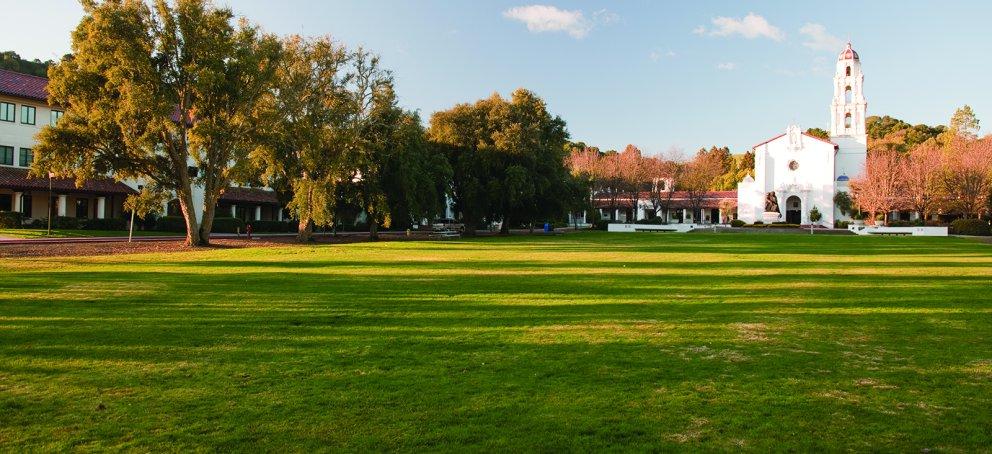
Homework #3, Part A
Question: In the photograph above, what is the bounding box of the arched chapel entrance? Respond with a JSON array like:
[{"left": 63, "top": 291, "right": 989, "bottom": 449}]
[{"left": 785, "top": 196, "right": 802, "bottom": 224}]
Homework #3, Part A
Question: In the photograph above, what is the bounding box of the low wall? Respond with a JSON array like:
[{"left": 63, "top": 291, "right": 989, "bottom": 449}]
[
  {"left": 848, "top": 225, "right": 948, "bottom": 237},
  {"left": 607, "top": 223, "right": 698, "bottom": 233}
]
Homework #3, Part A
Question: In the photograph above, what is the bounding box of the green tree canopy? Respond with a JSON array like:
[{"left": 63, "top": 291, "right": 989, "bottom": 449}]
[
  {"left": 428, "top": 89, "right": 578, "bottom": 234},
  {"left": 0, "top": 51, "right": 56, "bottom": 77},
  {"left": 33, "top": 0, "right": 279, "bottom": 246}
]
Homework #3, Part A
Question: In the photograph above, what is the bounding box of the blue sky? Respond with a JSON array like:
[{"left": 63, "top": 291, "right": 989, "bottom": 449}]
[{"left": 7, "top": 1, "right": 992, "bottom": 155}]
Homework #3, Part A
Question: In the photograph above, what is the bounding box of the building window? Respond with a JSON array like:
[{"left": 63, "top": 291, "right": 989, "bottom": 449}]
[
  {"left": 21, "top": 194, "right": 32, "bottom": 217},
  {"left": 19, "top": 148, "right": 32, "bottom": 167},
  {"left": 20, "top": 105, "right": 36, "bottom": 125},
  {"left": 75, "top": 198, "right": 89, "bottom": 219},
  {"left": 844, "top": 113, "right": 852, "bottom": 129},
  {"left": 0, "top": 102, "right": 13, "bottom": 122},
  {"left": 50, "top": 110, "right": 64, "bottom": 126},
  {"left": 0, "top": 146, "right": 13, "bottom": 165},
  {"left": 0, "top": 194, "right": 11, "bottom": 212},
  {"left": 844, "top": 86, "right": 852, "bottom": 103},
  {"left": 846, "top": 66, "right": 851, "bottom": 76}
]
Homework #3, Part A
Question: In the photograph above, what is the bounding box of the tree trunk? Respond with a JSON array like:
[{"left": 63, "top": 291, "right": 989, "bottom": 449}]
[
  {"left": 197, "top": 192, "right": 219, "bottom": 247},
  {"left": 369, "top": 217, "right": 379, "bottom": 241},
  {"left": 297, "top": 218, "right": 314, "bottom": 242},
  {"left": 176, "top": 186, "right": 201, "bottom": 247},
  {"left": 462, "top": 217, "right": 477, "bottom": 237},
  {"left": 297, "top": 184, "right": 314, "bottom": 242}
]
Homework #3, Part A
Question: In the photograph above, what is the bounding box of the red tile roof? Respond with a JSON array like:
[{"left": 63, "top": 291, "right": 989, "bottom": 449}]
[
  {"left": 0, "top": 166, "right": 137, "bottom": 195},
  {"left": 593, "top": 190, "right": 737, "bottom": 210},
  {"left": 0, "top": 69, "right": 49, "bottom": 102},
  {"left": 838, "top": 43, "right": 859, "bottom": 61},
  {"left": 220, "top": 186, "right": 279, "bottom": 204},
  {"left": 752, "top": 132, "right": 838, "bottom": 150}
]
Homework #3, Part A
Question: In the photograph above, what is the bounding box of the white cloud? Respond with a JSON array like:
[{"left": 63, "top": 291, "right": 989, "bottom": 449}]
[
  {"left": 704, "top": 13, "right": 784, "bottom": 41},
  {"left": 592, "top": 9, "right": 620, "bottom": 25},
  {"left": 649, "top": 49, "right": 677, "bottom": 61},
  {"left": 503, "top": 5, "right": 592, "bottom": 39},
  {"left": 799, "top": 23, "right": 844, "bottom": 52},
  {"left": 692, "top": 25, "right": 706, "bottom": 35},
  {"left": 716, "top": 62, "right": 737, "bottom": 71}
]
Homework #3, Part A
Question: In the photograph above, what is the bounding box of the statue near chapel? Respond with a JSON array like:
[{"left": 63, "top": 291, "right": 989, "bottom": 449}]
[
  {"left": 764, "top": 191, "right": 780, "bottom": 213},
  {"left": 787, "top": 124, "right": 802, "bottom": 150}
]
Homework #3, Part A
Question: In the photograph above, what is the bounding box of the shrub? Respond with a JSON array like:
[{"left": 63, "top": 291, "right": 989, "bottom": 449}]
[
  {"left": 635, "top": 217, "right": 664, "bottom": 225},
  {"left": 248, "top": 220, "right": 296, "bottom": 233},
  {"left": 29, "top": 218, "right": 46, "bottom": 228},
  {"left": 52, "top": 216, "right": 80, "bottom": 229},
  {"left": 834, "top": 220, "right": 850, "bottom": 229},
  {"left": 81, "top": 218, "right": 127, "bottom": 230},
  {"left": 950, "top": 219, "right": 991, "bottom": 236},
  {"left": 155, "top": 215, "right": 187, "bottom": 232},
  {"left": 753, "top": 221, "right": 764, "bottom": 225},
  {"left": 211, "top": 217, "right": 245, "bottom": 234},
  {"left": 0, "top": 211, "right": 24, "bottom": 228},
  {"left": 593, "top": 220, "right": 611, "bottom": 231},
  {"left": 730, "top": 219, "right": 745, "bottom": 227}
]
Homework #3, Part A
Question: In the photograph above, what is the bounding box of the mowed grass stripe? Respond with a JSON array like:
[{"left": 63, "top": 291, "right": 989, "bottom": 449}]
[{"left": 1, "top": 232, "right": 990, "bottom": 451}]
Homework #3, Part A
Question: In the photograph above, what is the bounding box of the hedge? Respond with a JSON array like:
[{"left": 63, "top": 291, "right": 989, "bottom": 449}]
[
  {"left": 729, "top": 219, "right": 745, "bottom": 227},
  {"left": 211, "top": 217, "right": 245, "bottom": 234},
  {"left": 52, "top": 216, "right": 80, "bottom": 229},
  {"left": 155, "top": 215, "right": 187, "bottom": 232},
  {"left": 0, "top": 211, "right": 24, "bottom": 228},
  {"left": 246, "top": 220, "right": 298, "bottom": 233},
  {"left": 950, "top": 219, "right": 991, "bottom": 236},
  {"left": 81, "top": 218, "right": 128, "bottom": 230}
]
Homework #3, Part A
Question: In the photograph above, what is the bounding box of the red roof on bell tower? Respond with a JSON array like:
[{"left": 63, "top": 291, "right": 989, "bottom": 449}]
[{"left": 838, "top": 42, "right": 859, "bottom": 61}]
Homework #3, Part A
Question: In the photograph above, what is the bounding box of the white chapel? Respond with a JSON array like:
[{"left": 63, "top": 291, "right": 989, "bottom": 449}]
[{"left": 736, "top": 43, "right": 868, "bottom": 226}]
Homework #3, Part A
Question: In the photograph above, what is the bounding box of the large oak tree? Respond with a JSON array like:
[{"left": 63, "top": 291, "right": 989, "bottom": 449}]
[{"left": 33, "top": 0, "right": 279, "bottom": 246}]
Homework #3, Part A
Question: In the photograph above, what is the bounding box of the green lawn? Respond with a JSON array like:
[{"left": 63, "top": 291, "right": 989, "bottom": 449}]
[
  {"left": 2, "top": 232, "right": 990, "bottom": 450},
  {"left": 0, "top": 228, "right": 168, "bottom": 239}
]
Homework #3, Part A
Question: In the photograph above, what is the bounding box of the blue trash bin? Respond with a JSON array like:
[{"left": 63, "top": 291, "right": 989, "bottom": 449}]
[{"left": 544, "top": 223, "right": 550, "bottom": 232}]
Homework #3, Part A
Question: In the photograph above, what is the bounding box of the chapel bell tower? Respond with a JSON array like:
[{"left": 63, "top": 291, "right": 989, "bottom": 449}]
[{"left": 830, "top": 43, "right": 867, "bottom": 139}]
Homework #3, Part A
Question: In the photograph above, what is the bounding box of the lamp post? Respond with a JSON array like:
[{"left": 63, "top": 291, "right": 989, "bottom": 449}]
[{"left": 47, "top": 172, "right": 53, "bottom": 236}]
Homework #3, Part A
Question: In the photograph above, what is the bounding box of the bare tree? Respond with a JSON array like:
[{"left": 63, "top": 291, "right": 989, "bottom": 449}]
[
  {"left": 942, "top": 136, "right": 992, "bottom": 218},
  {"left": 851, "top": 150, "right": 903, "bottom": 225},
  {"left": 900, "top": 143, "right": 944, "bottom": 222},
  {"left": 617, "top": 145, "right": 647, "bottom": 222},
  {"left": 680, "top": 150, "right": 723, "bottom": 223}
]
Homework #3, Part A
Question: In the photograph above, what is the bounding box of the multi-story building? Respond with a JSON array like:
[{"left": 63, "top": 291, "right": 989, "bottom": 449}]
[{"left": 0, "top": 68, "right": 283, "bottom": 225}]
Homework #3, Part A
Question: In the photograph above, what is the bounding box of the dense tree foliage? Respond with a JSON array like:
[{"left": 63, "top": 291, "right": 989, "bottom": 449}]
[
  {"left": 33, "top": 0, "right": 280, "bottom": 246},
  {"left": 805, "top": 128, "right": 830, "bottom": 140},
  {"left": 852, "top": 107, "right": 992, "bottom": 222},
  {"left": 254, "top": 35, "right": 351, "bottom": 242},
  {"left": 428, "top": 89, "right": 577, "bottom": 234},
  {"left": 0, "top": 51, "right": 55, "bottom": 77},
  {"left": 866, "top": 115, "right": 946, "bottom": 153}
]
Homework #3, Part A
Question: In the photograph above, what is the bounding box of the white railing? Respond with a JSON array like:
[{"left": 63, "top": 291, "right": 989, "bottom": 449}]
[
  {"left": 607, "top": 223, "right": 699, "bottom": 233},
  {"left": 848, "top": 225, "right": 948, "bottom": 237}
]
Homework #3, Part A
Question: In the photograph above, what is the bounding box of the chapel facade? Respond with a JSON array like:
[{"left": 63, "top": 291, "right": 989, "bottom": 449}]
[{"left": 736, "top": 43, "right": 868, "bottom": 226}]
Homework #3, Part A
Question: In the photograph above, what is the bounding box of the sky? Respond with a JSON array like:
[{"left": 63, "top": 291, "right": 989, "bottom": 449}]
[{"left": 6, "top": 1, "right": 992, "bottom": 155}]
